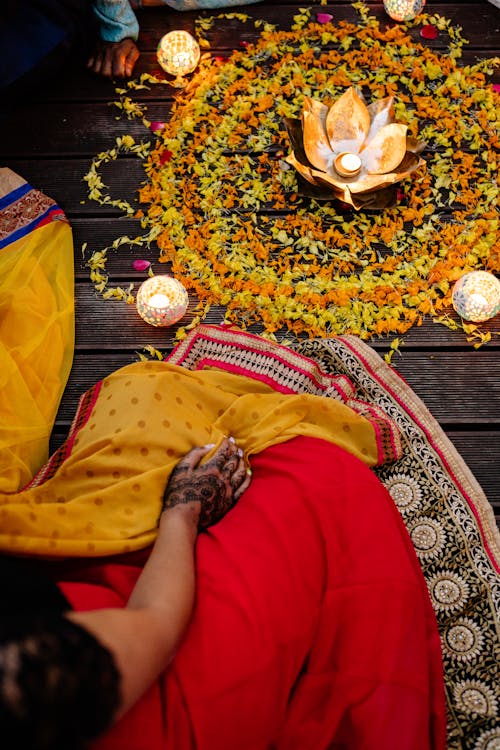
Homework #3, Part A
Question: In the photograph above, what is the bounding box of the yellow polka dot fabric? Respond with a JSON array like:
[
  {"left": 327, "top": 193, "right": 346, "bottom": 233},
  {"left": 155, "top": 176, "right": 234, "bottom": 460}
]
[{"left": 0, "top": 361, "right": 379, "bottom": 557}]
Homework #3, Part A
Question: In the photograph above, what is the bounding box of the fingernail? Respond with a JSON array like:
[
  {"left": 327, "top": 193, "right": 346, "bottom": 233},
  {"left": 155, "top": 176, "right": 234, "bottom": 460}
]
[
  {"left": 246, "top": 467, "right": 252, "bottom": 475},
  {"left": 237, "top": 448, "right": 243, "bottom": 457},
  {"left": 204, "top": 443, "right": 216, "bottom": 449},
  {"left": 229, "top": 436, "right": 236, "bottom": 444}
]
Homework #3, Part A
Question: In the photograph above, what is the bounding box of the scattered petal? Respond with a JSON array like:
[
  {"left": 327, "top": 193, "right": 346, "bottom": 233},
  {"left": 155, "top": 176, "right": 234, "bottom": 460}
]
[
  {"left": 149, "top": 121, "right": 166, "bottom": 132},
  {"left": 159, "top": 149, "right": 173, "bottom": 165},
  {"left": 420, "top": 25, "right": 438, "bottom": 40},
  {"left": 317, "top": 13, "right": 333, "bottom": 23},
  {"left": 492, "top": 84, "right": 500, "bottom": 93},
  {"left": 132, "top": 259, "right": 151, "bottom": 271}
]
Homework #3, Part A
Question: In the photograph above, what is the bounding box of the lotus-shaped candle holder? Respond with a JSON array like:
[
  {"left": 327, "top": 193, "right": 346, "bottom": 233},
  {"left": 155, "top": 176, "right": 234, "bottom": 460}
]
[{"left": 284, "top": 87, "right": 426, "bottom": 210}]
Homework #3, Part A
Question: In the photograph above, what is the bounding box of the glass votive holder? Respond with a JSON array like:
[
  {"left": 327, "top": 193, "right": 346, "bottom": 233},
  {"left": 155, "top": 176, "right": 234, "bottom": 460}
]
[
  {"left": 452, "top": 271, "right": 500, "bottom": 323},
  {"left": 136, "top": 276, "right": 189, "bottom": 327},
  {"left": 383, "top": 0, "right": 425, "bottom": 21},
  {"left": 157, "top": 30, "right": 200, "bottom": 86}
]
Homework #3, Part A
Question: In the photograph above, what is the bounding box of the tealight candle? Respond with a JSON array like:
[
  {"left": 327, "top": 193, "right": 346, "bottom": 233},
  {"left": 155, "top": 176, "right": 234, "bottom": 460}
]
[
  {"left": 383, "top": 0, "right": 425, "bottom": 21},
  {"left": 136, "top": 276, "right": 189, "bottom": 327},
  {"left": 148, "top": 293, "right": 170, "bottom": 308},
  {"left": 334, "top": 152, "right": 362, "bottom": 178},
  {"left": 452, "top": 271, "right": 500, "bottom": 323},
  {"left": 157, "top": 30, "right": 200, "bottom": 86}
]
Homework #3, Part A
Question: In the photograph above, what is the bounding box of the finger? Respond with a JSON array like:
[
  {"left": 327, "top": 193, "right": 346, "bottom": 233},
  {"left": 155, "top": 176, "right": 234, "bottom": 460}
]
[
  {"left": 208, "top": 437, "right": 238, "bottom": 469},
  {"left": 222, "top": 444, "right": 247, "bottom": 476},
  {"left": 229, "top": 456, "right": 248, "bottom": 490},
  {"left": 89, "top": 52, "right": 104, "bottom": 75},
  {"left": 178, "top": 443, "right": 216, "bottom": 471},
  {"left": 233, "top": 467, "right": 252, "bottom": 500},
  {"left": 102, "top": 49, "right": 116, "bottom": 78},
  {"left": 124, "top": 45, "right": 140, "bottom": 77},
  {"left": 221, "top": 445, "right": 242, "bottom": 473},
  {"left": 113, "top": 48, "right": 130, "bottom": 78}
]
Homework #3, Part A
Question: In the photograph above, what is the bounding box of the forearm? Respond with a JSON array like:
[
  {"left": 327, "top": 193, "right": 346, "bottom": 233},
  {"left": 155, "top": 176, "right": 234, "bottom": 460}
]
[
  {"left": 68, "top": 506, "right": 198, "bottom": 718},
  {"left": 127, "top": 505, "right": 198, "bottom": 622},
  {"left": 66, "top": 441, "right": 247, "bottom": 721}
]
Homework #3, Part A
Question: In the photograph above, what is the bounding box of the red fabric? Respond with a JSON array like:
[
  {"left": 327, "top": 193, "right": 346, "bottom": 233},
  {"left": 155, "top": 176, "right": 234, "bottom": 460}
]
[{"left": 56, "top": 437, "right": 446, "bottom": 750}]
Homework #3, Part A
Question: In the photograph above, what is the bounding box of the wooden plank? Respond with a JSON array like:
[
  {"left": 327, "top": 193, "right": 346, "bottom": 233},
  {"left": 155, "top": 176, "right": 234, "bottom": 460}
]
[
  {"left": 26, "top": 46, "right": 498, "bottom": 104},
  {"left": 2, "top": 1, "right": 498, "bottom": 159},
  {"left": 392, "top": 351, "right": 500, "bottom": 421},
  {"left": 0, "top": 104, "right": 161, "bottom": 158},
  {"left": 0, "top": 159, "right": 143, "bottom": 213},
  {"left": 2, "top": 52, "right": 498, "bottom": 156},
  {"left": 136, "top": 4, "right": 500, "bottom": 50},
  {"left": 73, "top": 281, "right": 500, "bottom": 350},
  {"left": 446, "top": 431, "right": 500, "bottom": 517}
]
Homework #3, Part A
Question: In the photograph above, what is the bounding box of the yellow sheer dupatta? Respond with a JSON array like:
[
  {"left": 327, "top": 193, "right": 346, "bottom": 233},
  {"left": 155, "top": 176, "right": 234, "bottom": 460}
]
[{"left": 0, "top": 169, "right": 74, "bottom": 494}]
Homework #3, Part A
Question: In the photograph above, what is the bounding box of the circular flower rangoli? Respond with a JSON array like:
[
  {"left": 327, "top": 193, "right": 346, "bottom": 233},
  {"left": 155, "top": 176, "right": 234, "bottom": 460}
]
[{"left": 86, "top": 4, "right": 500, "bottom": 348}]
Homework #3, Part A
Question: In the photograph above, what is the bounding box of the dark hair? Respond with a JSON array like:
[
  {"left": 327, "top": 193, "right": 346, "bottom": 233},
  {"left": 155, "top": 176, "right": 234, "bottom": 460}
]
[{"left": 0, "top": 615, "right": 120, "bottom": 750}]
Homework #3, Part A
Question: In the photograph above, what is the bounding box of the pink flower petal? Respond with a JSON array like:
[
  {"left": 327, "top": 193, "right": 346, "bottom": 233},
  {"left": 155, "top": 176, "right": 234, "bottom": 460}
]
[
  {"left": 420, "top": 24, "right": 438, "bottom": 40},
  {"left": 214, "top": 55, "right": 229, "bottom": 63},
  {"left": 317, "top": 13, "right": 333, "bottom": 24},
  {"left": 240, "top": 40, "right": 249, "bottom": 48},
  {"left": 150, "top": 121, "right": 166, "bottom": 133},
  {"left": 132, "top": 259, "right": 151, "bottom": 272},
  {"left": 159, "top": 149, "right": 173, "bottom": 165},
  {"left": 493, "top": 84, "right": 500, "bottom": 93}
]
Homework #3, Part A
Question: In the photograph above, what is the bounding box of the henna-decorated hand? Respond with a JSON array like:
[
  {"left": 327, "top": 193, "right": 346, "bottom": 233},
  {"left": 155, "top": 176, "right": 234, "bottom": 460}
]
[{"left": 162, "top": 438, "right": 252, "bottom": 530}]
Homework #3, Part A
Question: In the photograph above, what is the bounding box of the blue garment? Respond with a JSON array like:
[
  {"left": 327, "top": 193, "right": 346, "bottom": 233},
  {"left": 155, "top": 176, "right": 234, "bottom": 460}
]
[
  {"left": 160, "top": 0, "right": 262, "bottom": 9},
  {"left": 93, "top": 0, "right": 139, "bottom": 42}
]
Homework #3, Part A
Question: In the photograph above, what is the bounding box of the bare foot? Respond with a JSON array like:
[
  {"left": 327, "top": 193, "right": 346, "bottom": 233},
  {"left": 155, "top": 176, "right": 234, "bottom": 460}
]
[{"left": 162, "top": 438, "right": 251, "bottom": 529}]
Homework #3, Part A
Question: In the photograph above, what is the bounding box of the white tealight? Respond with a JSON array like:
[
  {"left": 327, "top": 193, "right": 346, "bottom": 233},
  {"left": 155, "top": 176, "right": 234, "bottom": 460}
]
[
  {"left": 148, "top": 293, "right": 170, "bottom": 308},
  {"left": 334, "top": 152, "right": 362, "bottom": 177}
]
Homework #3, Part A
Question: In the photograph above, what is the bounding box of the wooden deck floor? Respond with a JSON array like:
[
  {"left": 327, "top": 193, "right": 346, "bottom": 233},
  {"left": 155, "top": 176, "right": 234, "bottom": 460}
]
[{"left": 1, "top": 1, "right": 499, "bottom": 521}]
